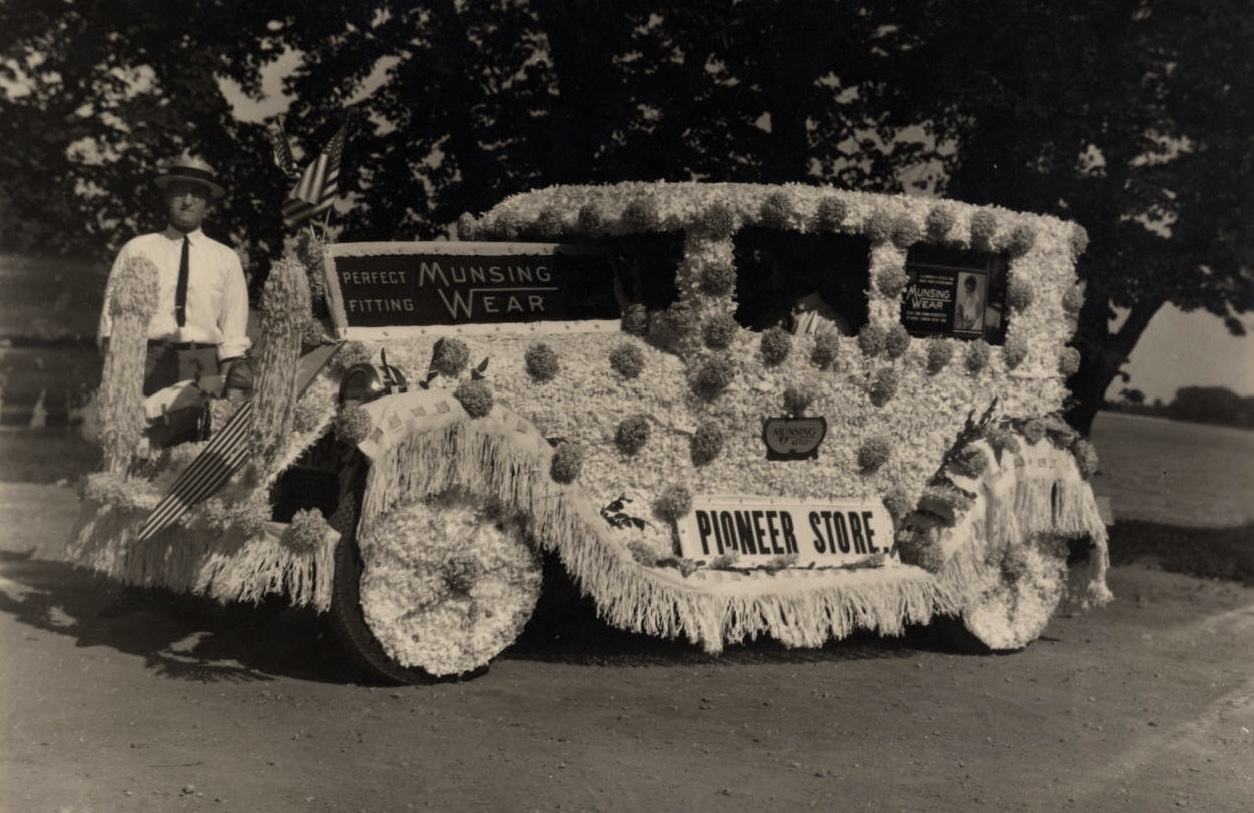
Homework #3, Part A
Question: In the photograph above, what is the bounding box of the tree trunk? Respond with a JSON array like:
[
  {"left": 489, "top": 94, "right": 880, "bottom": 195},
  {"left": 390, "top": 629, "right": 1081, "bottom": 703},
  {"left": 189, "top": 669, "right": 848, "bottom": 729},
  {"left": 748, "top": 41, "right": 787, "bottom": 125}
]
[{"left": 1065, "top": 289, "right": 1163, "bottom": 435}]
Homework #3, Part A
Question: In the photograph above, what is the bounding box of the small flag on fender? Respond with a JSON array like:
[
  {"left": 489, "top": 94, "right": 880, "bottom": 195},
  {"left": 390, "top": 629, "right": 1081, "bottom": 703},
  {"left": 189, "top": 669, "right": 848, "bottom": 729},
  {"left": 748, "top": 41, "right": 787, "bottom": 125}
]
[
  {"left": 281, "top": 121, "right": 348, "bottom": 228},
  {"left": 134, "top": 343, "right": 342, "bottom": 543}
]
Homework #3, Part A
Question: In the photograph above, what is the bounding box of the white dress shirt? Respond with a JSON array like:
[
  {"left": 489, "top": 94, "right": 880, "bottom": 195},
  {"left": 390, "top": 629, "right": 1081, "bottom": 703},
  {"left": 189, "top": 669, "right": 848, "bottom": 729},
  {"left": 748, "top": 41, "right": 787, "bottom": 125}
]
[{"left": 98, "top": 226, "right": 252, "bottom": 360}]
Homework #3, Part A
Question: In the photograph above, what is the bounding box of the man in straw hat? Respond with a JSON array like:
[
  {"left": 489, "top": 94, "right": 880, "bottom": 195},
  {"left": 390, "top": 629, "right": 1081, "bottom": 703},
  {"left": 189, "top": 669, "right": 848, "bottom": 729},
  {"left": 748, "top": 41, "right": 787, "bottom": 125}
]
[{"left": 98, "top": 154, "right": 251, "bottom": 397}]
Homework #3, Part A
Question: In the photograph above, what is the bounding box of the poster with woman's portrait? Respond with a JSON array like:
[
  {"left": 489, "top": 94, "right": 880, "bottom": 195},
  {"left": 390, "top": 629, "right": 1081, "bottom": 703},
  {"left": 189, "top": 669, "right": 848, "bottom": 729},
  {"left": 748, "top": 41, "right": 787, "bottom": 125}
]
[{"left": 954, "top": 271, "right": 986, "bottom": 335}]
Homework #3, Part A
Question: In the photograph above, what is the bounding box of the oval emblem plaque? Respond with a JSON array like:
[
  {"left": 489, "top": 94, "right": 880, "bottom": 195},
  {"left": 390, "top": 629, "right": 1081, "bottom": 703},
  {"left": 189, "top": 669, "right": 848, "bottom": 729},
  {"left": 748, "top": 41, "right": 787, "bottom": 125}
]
[{"left": 761, "top": 416, "right": 827, "bottom": 460}]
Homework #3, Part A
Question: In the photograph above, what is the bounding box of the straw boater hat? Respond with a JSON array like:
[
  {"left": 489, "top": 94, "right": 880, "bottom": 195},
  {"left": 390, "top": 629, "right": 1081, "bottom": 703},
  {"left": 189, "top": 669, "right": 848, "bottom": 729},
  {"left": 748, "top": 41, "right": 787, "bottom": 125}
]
[{"left": 154, "top": 155, "right": 226, "bottom": 199}]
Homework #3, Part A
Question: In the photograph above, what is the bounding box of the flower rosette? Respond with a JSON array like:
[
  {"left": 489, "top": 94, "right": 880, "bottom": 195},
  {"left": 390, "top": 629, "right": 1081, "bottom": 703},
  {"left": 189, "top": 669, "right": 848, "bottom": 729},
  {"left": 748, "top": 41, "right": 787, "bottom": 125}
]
[{"left": 357, "top": 490, "right": 542, "bottom": 677}]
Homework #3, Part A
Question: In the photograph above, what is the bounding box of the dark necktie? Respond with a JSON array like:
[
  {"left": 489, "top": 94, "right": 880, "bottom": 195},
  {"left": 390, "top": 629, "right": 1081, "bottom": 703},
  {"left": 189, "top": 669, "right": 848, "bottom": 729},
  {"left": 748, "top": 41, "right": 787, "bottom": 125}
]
[{"left": 175, "top": 235, "right": 190, "bottom": 327}]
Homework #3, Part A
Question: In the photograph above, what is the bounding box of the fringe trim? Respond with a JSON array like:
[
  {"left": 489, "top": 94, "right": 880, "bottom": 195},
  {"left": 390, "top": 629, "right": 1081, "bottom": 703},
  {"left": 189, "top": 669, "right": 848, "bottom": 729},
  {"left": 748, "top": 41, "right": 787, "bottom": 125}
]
[
  {"left": 931, "top": 439, "right": 1111, "bottom": 619},
  {"left": 69, "top": 497, "right": 337, "bottom": 611},
  {"left": 357, "top": 394, "right": 947, "bottom": 654}
]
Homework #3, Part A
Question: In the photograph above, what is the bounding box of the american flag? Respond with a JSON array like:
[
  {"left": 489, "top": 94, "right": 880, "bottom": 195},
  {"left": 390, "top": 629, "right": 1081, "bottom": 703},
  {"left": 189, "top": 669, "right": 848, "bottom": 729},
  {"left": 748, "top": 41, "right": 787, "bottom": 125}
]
[
  {"left": 135, "top": 343, "right": 341, "bottom": 544},
  {"left": 267, "top": 115, "right": 300, "bottom": 179},
  {"left": 281, "top": 121, "right": 348, "bottom": 228}
]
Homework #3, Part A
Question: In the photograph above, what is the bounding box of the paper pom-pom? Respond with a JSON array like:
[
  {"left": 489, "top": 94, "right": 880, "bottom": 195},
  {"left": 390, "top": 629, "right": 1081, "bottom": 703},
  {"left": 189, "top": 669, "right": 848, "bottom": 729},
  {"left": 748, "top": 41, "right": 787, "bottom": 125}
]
[
  {"left": 950, "top": 445, "right": 988, "bottom": 479},
  {"left": 609, "top": 342, "right": 645, "bottom": 378},
  {"left": 815, "top": 197, "right": 848, "bottom": 231},
  {"left": 891, "top": 216, "right": 922, "bottom": 248},
  {"left": 811, "top": 331, "right": 841, "bottom": 370},
  {"left": 926, "top": 339, "right": 953, "bottom": 374},
  {"left": 884, "top": 324, "right": 911, "bottom": 359},
  {"left": 1007, "top": 224, "right": 1036, "bottom": 256},
  {"left": 922, "top": 482, "right": 976, "bottom": 516},
  {"left": 654, "top": 484, "right": 693, "bottom": 522},
  {"left": 1021, "top": 418, "right": 1047, "bottom": 444},
  {"left": 759, "top": 326, "right": 792, "bottom": 367},
  {"left": 1059, "top": 346, "right": 1082, "bottom": 377},
  {"left": 578, "top": 203, "right": 607, "bottom": 234},
  {"left": 1003, "top": 335, "right": 1029, "bottom": 369},
  {"left": 965, "top": 340, "right": 991, "bottom": 374},
  {"left": 656, "top": 301, "right": 699, "bottom": 349},
  {"left": 627, "top": 540, "right": 659, "bottom": 566},
  {"left": 333, "top": 340, "right": 374, "bottom": 371},
  {"left": 333, "top": 405, "right": 374, "bottom": 444},
  {"left": 1070, "top": 225, "right": 1090, "bottom": 257},
  {"left": 925, "top": 206, "right": 958, "bottom": 243},
  {"left": 1071, "top": 438, "right": 1099, "bottom": 479},
  {"left": 759, "top": 191, "right": 792, "bottom": 229},
  {"left": 857, "top": 436, "right": 892, "bottom": 472},
  {"left": 432, "top": 337, "right": 470, "bottom": 377},
  {"left": 1061, "top": 284, "right": 1085, "bottom": 315},
  {"left": 896, "top": 530, "right": 945, "bottom": 573},
  {"left": 702, "top": 313, "right": 738, "bottom": 349},
  {"left": 876, "top": 265, "right": 909, "bottom": 298},
  {"left": 1006, "top": 277, "right": 1035, "bottom": 311},
  {"left": 701, "top": 201, "right": 736, "bottom": 237},
  {"left": 857, "top": 323, "right": 887, "bottom": 357},
  {"left": 622, "top": 303, "right": 649, "bottom": 336},
  {"left": 970, "top": 211, "right": 998, "bottom": 251},
  {"left": 983, "top": 424, "right": 1021, "bottom": 457},
  {"left": 690, "top": 422, "right": 724, "bottom": 466},
  {"left": 524, "top": 342, "right": 560, "bottom": 382},
  {"left": 490, "top": 210, "right": 522, "bottom": 239},
  {"left": 882, "top": 487, "right": 914, "bottom": 521},
  {"left": 550, "top": 441, "right": 585, "bottom": 484},
  {"left": 615, "top": 414, "right": 651, "bottom": 456},
  {"left": 535, "top": 207, "right": 565, "bottom": 238},
  {"left": 783, "top": 383, "right": 816, "bottom": 417},
  {"left": 456, "top": 212, "right": 479, "bottom": 241},
  {"left": 282, "top": 508, "right": 330, "bottom": 553},
  {"left": 869, "top": 366, "right": 899, "bottom": 406},
  {"left": 692, "top": 355, "right": 736, "bottom": 399},
  {"left": 698, "top": 259, "right": 736, "bottom": 296},
  {"left": 623, "top": 197, "right": 660, "bottom": 231},
  {"left": 865, "top": 209, "right": 895, "bottom": 243},
  {"left": 454, "top": 379, "right": 494, "bottom": 417}
]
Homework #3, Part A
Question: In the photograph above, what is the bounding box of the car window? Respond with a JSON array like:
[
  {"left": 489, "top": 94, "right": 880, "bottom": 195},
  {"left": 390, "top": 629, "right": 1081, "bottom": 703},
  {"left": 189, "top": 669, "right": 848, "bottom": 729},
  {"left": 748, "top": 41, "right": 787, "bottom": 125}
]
[{"left": 733, "top": 228, "right": 871, "bottom": 335}]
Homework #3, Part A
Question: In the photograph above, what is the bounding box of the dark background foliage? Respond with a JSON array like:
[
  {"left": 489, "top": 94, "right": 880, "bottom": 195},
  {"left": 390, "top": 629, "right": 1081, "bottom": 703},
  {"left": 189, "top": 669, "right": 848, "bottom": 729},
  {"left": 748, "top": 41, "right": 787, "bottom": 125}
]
[{"left": 1, "top": 0, "right": 1249, "bottom": 432}]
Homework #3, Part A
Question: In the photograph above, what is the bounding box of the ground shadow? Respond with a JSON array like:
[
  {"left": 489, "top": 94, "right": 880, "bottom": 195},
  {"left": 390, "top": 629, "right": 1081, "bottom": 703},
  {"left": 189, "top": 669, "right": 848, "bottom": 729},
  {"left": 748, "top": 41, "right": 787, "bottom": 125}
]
[{"left": 0, "top": 549, "right": 360, "bottom": 684}]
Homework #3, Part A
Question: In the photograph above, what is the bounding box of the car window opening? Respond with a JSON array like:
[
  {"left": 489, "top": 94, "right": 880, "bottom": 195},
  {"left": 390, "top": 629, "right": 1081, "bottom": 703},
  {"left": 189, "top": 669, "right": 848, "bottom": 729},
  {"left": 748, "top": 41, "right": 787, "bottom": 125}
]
[{"left": 733, "top": 228, "right": 871, "bottom": 336}]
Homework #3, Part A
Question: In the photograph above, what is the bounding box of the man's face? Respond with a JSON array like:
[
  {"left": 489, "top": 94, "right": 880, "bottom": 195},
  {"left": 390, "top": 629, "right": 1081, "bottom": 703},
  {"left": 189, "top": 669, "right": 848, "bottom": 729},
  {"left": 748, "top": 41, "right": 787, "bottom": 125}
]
[{"left": 164, "top": 181, "right": 210, "bottom": 233}]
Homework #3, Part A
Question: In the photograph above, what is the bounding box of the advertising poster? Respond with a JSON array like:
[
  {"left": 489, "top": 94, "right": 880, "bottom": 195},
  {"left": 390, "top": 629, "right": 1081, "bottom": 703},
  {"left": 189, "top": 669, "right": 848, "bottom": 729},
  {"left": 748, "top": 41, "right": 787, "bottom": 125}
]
[
  {"left": 324, "top": 242, "right": 619, "bottom": 332},
  {"left": 901, "top": 245, "right": 1004, "bottom": 341}
]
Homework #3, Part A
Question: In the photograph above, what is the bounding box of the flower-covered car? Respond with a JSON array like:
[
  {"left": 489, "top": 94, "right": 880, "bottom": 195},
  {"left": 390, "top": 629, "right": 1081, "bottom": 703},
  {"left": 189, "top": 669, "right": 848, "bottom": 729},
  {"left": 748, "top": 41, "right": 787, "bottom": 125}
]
[{"left": 72, "top": 182, "right": 1110, "bottom": 683}]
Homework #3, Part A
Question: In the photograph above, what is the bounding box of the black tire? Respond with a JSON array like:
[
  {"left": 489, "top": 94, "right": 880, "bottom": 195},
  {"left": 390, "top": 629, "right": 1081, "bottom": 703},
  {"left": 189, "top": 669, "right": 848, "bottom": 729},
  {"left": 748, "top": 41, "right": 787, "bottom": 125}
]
[{"left": 329, "top": 519, "right": 492, "bottom": 685}]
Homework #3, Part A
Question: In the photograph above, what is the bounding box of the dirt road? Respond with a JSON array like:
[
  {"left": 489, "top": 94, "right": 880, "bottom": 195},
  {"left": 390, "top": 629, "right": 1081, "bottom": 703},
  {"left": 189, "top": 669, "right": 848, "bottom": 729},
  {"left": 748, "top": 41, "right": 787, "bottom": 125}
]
[{"left": 2, "top": 483, "right": 1252, "bottom": 812}]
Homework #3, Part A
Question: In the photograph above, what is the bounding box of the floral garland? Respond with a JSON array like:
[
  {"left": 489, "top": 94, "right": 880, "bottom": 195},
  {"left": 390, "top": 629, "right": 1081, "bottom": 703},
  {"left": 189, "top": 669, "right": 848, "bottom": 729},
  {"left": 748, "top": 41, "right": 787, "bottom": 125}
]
[{"left": 356, "top": 488, "right": 542, "bottom": 677}]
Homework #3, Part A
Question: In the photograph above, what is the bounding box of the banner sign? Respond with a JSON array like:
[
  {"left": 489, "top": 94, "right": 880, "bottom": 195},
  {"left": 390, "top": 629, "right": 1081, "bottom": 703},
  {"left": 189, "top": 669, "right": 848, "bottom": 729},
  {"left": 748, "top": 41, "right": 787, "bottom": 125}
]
[
  {"left": 675, "top": 495, "right": 895, "bottom": 567},
  {"left": 324, "top": 242, "right": 619, "bottom": 331}
]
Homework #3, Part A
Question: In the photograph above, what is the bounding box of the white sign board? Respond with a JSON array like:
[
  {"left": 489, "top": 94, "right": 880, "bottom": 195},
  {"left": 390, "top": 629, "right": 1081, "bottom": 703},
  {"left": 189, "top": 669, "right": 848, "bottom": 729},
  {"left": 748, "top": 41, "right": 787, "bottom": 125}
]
[{"left": 675, "top": 495, "right": 895, "bottom": 567}]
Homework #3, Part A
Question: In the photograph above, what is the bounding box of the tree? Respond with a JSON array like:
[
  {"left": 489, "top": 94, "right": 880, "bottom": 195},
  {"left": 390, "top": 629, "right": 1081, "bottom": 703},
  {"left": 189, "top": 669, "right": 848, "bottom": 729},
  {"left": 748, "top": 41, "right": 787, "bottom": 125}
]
[
  {"left": 915, "top": 0, "right": 1253, "bottom": 432},
  {"left": 3, "top": 1, "right": 1246, "bottom": 440}
]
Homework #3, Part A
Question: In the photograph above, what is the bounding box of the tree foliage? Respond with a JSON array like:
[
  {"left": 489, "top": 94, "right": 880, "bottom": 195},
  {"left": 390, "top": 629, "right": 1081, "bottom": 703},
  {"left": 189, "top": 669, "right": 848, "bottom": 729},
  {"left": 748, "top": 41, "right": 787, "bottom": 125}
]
[{"left": 1, "top": 1, "right": 1248, "bottom": 431}]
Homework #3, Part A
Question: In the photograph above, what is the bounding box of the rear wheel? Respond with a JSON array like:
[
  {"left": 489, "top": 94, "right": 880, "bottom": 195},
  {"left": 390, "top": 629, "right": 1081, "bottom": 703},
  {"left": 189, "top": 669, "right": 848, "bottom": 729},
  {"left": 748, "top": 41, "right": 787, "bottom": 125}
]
[
  {"left": 330, "top": 487, "right": 542, "bottom": 684},
  {"left": 948, "top": 533, "right": 1070, "bottom": 653}
]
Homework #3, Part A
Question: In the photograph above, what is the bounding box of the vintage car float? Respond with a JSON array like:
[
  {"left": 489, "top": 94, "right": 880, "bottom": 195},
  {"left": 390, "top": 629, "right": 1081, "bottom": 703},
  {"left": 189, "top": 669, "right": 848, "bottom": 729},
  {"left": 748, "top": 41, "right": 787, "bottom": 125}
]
[{"left": 72, "top": 182, "right": 1110, "bottom": 683}]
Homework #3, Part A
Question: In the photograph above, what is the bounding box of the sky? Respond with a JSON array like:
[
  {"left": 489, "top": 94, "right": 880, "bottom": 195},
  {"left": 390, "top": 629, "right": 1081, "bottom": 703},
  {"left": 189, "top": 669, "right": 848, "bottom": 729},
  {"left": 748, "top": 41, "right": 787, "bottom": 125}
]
[
  {"left": 1109, "top": 305, "right": 1254, "bottom": 404},
  {"left": 228, "top": 53, "right": 1253, "bottom": 407}
]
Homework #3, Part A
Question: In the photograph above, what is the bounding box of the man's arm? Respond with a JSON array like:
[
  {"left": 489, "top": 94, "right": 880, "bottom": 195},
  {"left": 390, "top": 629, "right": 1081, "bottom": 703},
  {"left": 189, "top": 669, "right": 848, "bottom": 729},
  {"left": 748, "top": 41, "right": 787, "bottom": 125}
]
[{"left": 217, "top": 252, "right": 252, "bottom": 362}]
